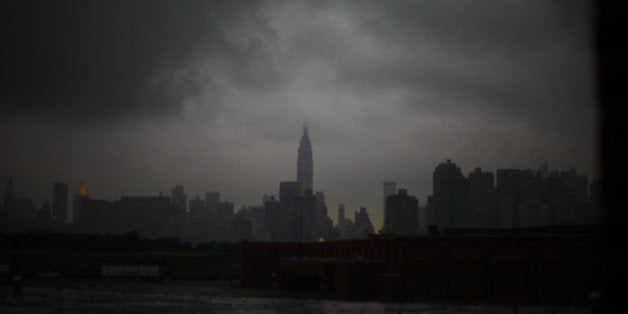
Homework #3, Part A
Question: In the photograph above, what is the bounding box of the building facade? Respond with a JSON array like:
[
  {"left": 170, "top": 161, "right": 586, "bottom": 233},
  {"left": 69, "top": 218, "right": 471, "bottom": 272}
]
[
  {"left": 383, "top": 189, "right": 419, "bottom": 235},
  {"left": 297, "top": 124, "right": 313, "bottom": 193}
]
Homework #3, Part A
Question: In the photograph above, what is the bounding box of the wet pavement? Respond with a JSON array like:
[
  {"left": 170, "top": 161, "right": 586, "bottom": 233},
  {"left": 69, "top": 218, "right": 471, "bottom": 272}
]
[{"left": 0, "top": 280, "right": 590, "bottom": 313}]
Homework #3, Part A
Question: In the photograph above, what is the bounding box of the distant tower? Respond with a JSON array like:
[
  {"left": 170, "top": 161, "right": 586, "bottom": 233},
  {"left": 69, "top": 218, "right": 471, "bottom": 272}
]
[
  {"left": 205, "top": 191, "right": 220, "bottom": 215},
  {"left": 52, "top": 182, "right": 68, "bottom": 224},
  {"left": 433, "top": 159, "right": 469, "bottom": 229},
  {"left": 171, "top": 185, "right": 187, "bottom": 211},
  {"left": 384, "top": 189, "right": 419, "bottom": 235},
  {"left": 72, "top": 181, "right": 89, "bottom": 223},
  {"left": 279, "top": 181, "right": 301, "bottom": 242},
  {"left": 315, "top": 191, "right": 327, "bottom": 220},
  {"left": 297, "top": 123, "right": 313, "bottom": 193},
  {"left": 189, "top": 196, "right": 205, "bottom": 218},
  {"left": 337, "top": 203, "right": 346, "bottom": 227},
  {"left": 383, "top": 181, "right": 397, "bottom": 227}
]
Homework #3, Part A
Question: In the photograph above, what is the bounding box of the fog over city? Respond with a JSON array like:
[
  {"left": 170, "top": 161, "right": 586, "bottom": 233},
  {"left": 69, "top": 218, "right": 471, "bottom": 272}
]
[{"left": 2, "top": 0, "right": 598, "bottom": 230}]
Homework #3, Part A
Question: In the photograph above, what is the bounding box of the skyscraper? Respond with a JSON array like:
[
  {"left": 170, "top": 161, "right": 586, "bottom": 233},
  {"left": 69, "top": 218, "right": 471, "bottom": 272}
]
[
  {"left": 171, "top": 184, "right": 186, "bottom": 212},
  {"left": 432, "top": 159, "right": 469, "bottom": 229},
  {"left": 72, "top": 181, "right": 89, "bottom": 223},
  {"left": 205, "top": 191, "right": 220, "bottom": 215},
  {"left": 297, "top": 123, "right": 313, "bottom": 193},
  {"left": 383, "top": 189, "right": 419, "bottom": 235},
  {"left": 468, "top": 168, "right": 495, "bottom": 227},
  {"left": 279, "top": 181, "right": 301, "bottom": 241},
  {"left": 383, "top": 181, "right": 397, "bottom": 227},
  {"left": 189, "top": 195, "right": 205, "bottom": 218},
  {"left": 52, "top": 182, "right": 68, "bottom": 224},
  {"left": 337, "top": 203, "right": 346, "bottom": 227},
  {"left": 315, "top": 191, "right": 327, "bottom": 219}
]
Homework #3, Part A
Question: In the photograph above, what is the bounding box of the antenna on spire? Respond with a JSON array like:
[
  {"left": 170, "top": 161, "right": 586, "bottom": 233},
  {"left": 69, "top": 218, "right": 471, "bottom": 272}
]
[{"left": 302, "top": 121, "right": 309, "bottom": 140}]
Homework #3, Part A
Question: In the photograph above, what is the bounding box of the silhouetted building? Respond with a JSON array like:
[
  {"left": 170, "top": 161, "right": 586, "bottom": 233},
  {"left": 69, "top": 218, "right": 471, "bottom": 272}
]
[
  {"left": 496, "top": 169, "right": 534, "bottom": 228},
  {"left": 37, "top": 202, "right": 51, "bottom": 222},
  {"left": 72, "top": 181, "right": 89, "bottom": 223},
  {"left": 297, "top": 124, "right": 313, "bottom": 193},
  {"left": 189, "top": 195, "right": 205, "bottom": 218},
  {"left": 292, "top": 189, "right": 317, "bottom": 242},
  {"left": 337, "top": 203, "right": 346, "bottom": 227},
  {"left": 279, "top": 181, "right": 301, "bottom": 241},
  {"left": 247, "top": 205, "right": 268, "bottom": 241},
  {"left": 171, "top": 184, "right": 186, "bottom": 212},
  {"left": 217, "top": 201, "right": 234, "bottom": 223},
  {"left": 205, "top": 191, "right": 220, "bottom": 214},
  {"left": 78, "top": 195, "right": 184, "bottom": 238},
  {"left": 230, "top": 211, "right": 253, "bottom": 241},
  {"left": 383, "top": 189, "right": 419, "bottom": 235},
  {"left": 383, "top": 181, "right": 397, "bottom": 228},
  {"left": 468, "top": 168, "right": 495, "bottom": 228},
  {"left": 314, "top": 191, "right": 333, "bottom": 240},
  {"left": 561, "top": 169, "right": 589, "bottom": 204},
  {"left": 353, "top": 207, "right": 375, "bottom": 236},
  {"left": 315, "top": 191, "right": 327, "bottom": 220},
  {"left": 78, "top": 199, "right": 115, "bottom": 234},
  {"left": 432, "top": 160, "right": 469, "bottom": 228},
  {"left": 52, "top": 183, "right": 68, "bottom": 224},
  {"left": 121, "top": 196, "right": 185, "bottom": 238},
  {"left": 278, "top": 181, "right": 316, "bottom": 242},
  {"left": 263, "top": 195, "right": 281, "bottom": 241}
]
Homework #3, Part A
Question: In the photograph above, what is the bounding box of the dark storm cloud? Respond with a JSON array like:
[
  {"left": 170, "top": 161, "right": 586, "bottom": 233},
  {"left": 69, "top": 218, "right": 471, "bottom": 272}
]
[
  {"left": 1, "top": 0, "right": 274, "bottom": 122},
  {"left": 312, "top": 0, "right": 596, "bottom": 132}
]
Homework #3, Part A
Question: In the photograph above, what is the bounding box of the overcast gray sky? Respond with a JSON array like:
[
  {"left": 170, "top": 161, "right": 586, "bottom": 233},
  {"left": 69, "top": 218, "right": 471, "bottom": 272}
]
[{"left": 1, "top": 0, "right": 599, "bottom": 230}]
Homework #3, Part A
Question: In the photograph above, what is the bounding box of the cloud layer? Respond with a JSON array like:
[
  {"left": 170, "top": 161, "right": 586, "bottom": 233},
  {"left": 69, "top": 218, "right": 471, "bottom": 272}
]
[{"left": 1, "top": 0, "right": 599, "bottom": 229}]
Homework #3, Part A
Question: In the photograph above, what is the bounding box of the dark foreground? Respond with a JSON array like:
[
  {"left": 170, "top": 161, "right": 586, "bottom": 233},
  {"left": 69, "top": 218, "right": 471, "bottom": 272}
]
[{"left": 0, "top": 279, "right": 590, "bottom": 313}]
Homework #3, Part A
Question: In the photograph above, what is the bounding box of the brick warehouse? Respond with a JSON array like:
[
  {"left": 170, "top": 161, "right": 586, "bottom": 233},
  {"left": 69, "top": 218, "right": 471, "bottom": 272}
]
[{"left": 238, "top": 226, "right": 602, "bottom": 306}]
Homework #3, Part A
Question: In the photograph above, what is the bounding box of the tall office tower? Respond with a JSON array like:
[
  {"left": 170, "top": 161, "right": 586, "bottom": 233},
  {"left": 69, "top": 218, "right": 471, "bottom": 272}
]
[
  {"left": 171, "top": 185, "right": 187, "bottom": 212},
  {"left": 297, "top": 123, "right": 313, "bottom": 193},
  {"left": 496, "top": 169, "right": 534, "bottom": 227},
  {"left": 354, "top": 207, "right": 375, "bottom": 235},
  {"left": 72, "top": 181, "right": 89, "bottom": 223},
  {"left": 468, "top": 168, "right": 495, "bottom": 228},
  {"left": 279, "top": 181, "right": 301, "bottom": 241},
  {"left": 292, "top": 189, "right": 317, "bottom": 242},
  {"left": 383, "top": 189, "right": 419, "bottom": 235},
  {"left": 264, "top": 195, "right": 281, "bottom": 241},
  {"left": 383, "top": 181, "right": 397, "bottom": 227},
  {"left": 315, "top": 191, "right": 327, "bottom": 219},
  {"left": 52, "top": 183, "right": 68, "bottom": 224},
  {"left": 432, "top": 159, "right": 469, "bottom": 229},
  {"left": 189, "top": 196, "right": 205, "bottom": 218},
  {"left": 337, "top": 203, "right": 346, "bottom": 227},
  {"left": 205, "top": 191, "right": 220, "bottom": 214},
  {"left": 217, "top": 201, "right": 234, "bottom": 222}
]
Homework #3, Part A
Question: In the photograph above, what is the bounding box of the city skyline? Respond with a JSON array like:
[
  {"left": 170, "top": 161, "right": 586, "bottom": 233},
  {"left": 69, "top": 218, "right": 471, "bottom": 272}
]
[
  {"left": 2, "top": 1, "right": 599, "bottom": 232},
  {"left": 1, "top": 153, "right": 597, "bottom": 232}
]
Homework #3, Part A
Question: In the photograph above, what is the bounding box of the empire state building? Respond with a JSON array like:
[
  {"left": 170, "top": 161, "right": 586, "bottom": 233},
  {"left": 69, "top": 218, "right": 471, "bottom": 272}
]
[{"left": 297, "top": 123, "right": 313, "bottom": 192}]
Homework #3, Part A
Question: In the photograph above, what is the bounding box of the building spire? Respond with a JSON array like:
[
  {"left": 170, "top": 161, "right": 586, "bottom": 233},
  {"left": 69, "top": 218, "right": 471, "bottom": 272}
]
[
  {"left": 297, "top": 122, "right": 313, "bottom": 192},
  {"left": 302, "top": 121, "right": 309, "bottom": 141},
  {"left": 78, "top": 181, "right": 88, "bottom": 196}
]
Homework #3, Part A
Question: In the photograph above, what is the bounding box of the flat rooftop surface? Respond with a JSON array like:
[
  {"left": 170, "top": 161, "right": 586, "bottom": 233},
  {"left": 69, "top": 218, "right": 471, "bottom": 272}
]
[{"left": 1, "top": 279, "right": 589, "bottom": 313}]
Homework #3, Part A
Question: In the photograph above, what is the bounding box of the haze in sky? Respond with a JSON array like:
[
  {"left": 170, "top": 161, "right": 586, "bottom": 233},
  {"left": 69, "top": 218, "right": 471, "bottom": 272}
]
[{"left": 1, "top": 0, "right": 599, "bottom": 230}]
